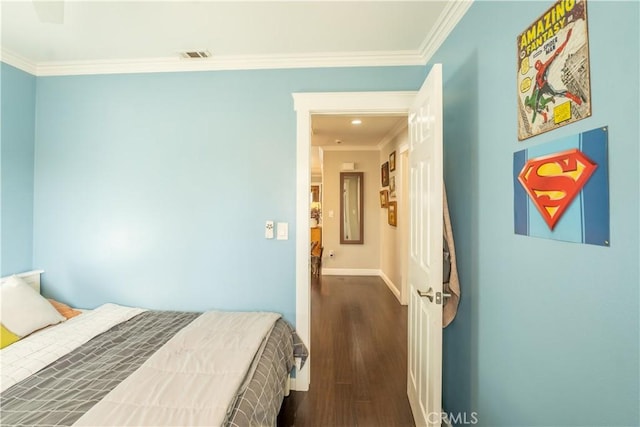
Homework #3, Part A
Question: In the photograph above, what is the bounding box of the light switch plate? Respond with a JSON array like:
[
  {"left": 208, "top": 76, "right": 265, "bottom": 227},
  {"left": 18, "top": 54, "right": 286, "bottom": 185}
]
[
  {"left": 265, "top": 221, "right": 274, "bottom": 239},
  {"left": 276, "top": 222, "right": 288, "bottom": 240}
]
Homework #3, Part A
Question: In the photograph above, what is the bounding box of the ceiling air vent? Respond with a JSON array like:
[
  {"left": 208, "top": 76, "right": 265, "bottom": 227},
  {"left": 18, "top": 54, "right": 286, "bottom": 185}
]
[{"left": 180, "top": 51, "right": 211, "bottom": 59}]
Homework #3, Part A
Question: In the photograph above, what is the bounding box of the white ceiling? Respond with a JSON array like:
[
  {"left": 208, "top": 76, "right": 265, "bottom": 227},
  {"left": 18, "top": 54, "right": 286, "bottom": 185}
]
[
  {"left": 0, "top": 0, "right": 472, "bottom": 76},
  {"left": 1, "top": 1, "right": 472, "bottom": 179},
  {"left": 312, "top": 114, "right": 406, "bottom": 148},
  {"left": 310, "top": 113, "right": 407, "bottom": 178}
]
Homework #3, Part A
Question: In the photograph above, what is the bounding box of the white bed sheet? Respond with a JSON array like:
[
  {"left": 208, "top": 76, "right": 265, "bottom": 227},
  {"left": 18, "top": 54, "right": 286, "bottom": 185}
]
[{"left": 0, "top": 303, "right": 145, "bottom": 392}]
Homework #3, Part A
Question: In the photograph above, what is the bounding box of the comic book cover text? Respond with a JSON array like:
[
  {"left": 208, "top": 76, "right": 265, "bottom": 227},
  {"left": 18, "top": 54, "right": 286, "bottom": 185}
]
[{"left": 517, "top": 0, "right": 591, "bottom": 140}]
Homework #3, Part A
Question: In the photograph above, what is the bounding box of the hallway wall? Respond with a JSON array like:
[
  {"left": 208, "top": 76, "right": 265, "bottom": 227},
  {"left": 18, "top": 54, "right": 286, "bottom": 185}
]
[{"left": 321, "top": 149, "right": 380, "bottom": 272}]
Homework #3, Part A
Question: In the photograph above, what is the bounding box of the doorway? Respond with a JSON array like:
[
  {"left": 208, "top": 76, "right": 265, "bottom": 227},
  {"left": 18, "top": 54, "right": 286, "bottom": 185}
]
[
  {"left": 310, "top": 113, "right": 407, "bottom": 278},
  {"left": 292, "top": 92, "right": 417, "bottom": 390}
]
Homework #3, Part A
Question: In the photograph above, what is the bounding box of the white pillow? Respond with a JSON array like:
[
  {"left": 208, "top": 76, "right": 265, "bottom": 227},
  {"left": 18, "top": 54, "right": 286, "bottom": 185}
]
[{"left": 1, "top": 275, "right": 65, "bottom": 337}]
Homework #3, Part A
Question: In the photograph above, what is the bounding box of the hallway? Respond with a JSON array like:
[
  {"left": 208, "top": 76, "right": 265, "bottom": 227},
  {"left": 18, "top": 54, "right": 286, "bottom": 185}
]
[{"left": 278, "top": 275, "right": 415, "bottom": 426}]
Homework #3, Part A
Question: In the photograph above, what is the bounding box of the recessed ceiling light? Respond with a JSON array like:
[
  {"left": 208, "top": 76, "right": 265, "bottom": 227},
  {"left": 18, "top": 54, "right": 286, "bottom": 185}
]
[{"left": 351, "top": 119, "right": 362, "bottom": 125}]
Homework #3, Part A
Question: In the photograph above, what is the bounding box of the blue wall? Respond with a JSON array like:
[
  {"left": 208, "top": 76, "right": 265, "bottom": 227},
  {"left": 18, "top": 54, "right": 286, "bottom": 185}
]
[
  {"left": 32, "top": 66, "right": 427, "bottom": 321},
  {"left": 1, "top": 63, "right": 36, "bottom": 276},
  {"left": 434, "top": 1, "right": 639, "bottom": 426},
  {"left": 4, "top": 3, "right": 638, "bottom": 422}
]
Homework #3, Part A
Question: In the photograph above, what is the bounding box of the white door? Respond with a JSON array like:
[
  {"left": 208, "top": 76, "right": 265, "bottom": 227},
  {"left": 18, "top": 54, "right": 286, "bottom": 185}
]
[{"left": 407, "top": 64, "right": 444, "bottom": 427}]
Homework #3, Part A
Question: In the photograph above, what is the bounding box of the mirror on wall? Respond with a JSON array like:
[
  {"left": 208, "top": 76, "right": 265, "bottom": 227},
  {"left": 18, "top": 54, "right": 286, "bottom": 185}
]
[{"left": 340, "top": 172, "right": 363, "bottom": 244}]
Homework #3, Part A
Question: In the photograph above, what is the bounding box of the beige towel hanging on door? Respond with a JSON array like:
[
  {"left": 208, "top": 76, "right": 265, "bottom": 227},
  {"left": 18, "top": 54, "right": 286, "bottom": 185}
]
[{"left": 443, "top": 185, "right": 460, "bottom": 328}]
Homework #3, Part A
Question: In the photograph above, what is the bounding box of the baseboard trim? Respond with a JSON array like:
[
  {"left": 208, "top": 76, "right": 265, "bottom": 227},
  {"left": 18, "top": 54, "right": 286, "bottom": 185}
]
[
  {"left": 289, "top": 374, "right": 310, "bottom": 392},
  {"left": 321, "top": 268, "right": 380, "bottom": 276},
  {"left": 322, "top": 269, "right": 402, "bottom": 303},
  {"left": 379, "top": 270, "right": 401, "bottom": 303},
  {"left": 289, "top": 357, "right": 309, "bottom": 391}
]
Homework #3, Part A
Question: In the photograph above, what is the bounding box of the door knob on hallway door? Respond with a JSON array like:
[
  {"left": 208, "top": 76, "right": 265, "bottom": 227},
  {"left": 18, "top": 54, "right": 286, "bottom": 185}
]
[{"left": 416, "top": 287, "right": 434, "bottom": 303}]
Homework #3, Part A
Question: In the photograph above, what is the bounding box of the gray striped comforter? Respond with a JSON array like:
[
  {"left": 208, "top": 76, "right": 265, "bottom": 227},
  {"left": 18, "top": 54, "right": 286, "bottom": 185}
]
[{"left": 0, "top": 311, "right": 306, "bottom": 426}]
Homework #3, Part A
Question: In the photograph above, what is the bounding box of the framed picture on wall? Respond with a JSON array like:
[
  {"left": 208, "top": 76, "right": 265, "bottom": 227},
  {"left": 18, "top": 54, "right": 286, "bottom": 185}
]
[
  {"left": 381, "top": 161, "right": 390, "bottom": 187},
  {"left": 380, "top": 189, "right": 389, "bottom": 208},
  {"left": 388, "top": 201, "right": 397, "bottom": 226},
  {"left": 389, "top": 176, "right": 396, "bottom": 198},
  {"left": 389, "top": 151, "right": 396, "bottom": 171}
]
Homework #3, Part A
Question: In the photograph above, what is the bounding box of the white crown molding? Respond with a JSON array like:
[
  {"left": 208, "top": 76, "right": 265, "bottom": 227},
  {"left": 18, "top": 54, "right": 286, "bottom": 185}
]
[
  {"left": 419, "top": 0, "right": 474, "bottom": 63},
  {"left": 0, "top": 50, "right": 38, "bottom": 75},
  {"left": 377, "top": 119, "right": 408, "bottom": 150},
  {"left": 2, "top": 2, "right": 473, "bottom": 77},
  {"left": 1, "top": 49, "right": 425, "bottom": 77}
]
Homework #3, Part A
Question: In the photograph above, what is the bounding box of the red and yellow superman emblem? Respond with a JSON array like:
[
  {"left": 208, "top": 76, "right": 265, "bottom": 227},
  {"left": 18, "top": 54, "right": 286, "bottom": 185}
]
[{"left": 518, "top": 149, "right": 597, "bottom": 230}]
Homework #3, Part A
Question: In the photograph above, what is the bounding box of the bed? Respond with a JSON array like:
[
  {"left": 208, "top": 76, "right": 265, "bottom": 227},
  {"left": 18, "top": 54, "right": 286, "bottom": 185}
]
[{"left": 0, "top": 271, "right": 307, "bottom": 426}]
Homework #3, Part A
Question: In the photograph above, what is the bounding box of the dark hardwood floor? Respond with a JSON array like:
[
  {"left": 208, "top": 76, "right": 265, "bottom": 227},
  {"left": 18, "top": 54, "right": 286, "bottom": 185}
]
[{"left": 277, "top": 275, "right": 415, "bottom": 427}]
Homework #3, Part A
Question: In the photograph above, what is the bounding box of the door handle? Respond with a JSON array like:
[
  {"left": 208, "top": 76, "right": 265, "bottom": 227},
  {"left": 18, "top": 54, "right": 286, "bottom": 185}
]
[
  {"left": 443, "top": 282, "right": 453, "bottom": 300},
  {"left": 417, "top": 287, "right": 434, "bottom": 303},
  {"left": 417, "top": 287, "right": 452, "bottom": 304}
]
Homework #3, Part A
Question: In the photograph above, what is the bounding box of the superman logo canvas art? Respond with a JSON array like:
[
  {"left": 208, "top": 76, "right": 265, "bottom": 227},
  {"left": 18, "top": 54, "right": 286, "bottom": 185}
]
[
  {"left": 513, "top": 127, "right": 609, "bottom": 246},
  {"left": 518, "top": 149, "right": 597, "bottom": 230}
]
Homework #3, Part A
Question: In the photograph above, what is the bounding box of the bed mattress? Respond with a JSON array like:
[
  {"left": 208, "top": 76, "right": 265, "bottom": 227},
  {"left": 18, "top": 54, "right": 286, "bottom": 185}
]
[{"left": 0, "top": 309, "right": 305, "bottom": 426}]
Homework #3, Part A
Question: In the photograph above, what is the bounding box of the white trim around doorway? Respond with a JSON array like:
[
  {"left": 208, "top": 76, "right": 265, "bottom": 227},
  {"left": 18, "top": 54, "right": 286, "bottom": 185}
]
[{"left": 292, "top": 91, "right": 417, "bottom": 391}]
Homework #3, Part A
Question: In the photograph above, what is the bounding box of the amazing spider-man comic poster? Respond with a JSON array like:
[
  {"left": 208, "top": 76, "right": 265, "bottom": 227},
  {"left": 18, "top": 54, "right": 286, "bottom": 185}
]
[{"left": 517, "top": 0, "right": 592, "bottom": 141}]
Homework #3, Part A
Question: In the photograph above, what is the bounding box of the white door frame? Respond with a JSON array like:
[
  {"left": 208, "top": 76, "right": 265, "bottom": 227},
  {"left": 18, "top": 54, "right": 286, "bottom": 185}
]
[{"left": 292, "top": 91, "right": 417, "bottom": 390}]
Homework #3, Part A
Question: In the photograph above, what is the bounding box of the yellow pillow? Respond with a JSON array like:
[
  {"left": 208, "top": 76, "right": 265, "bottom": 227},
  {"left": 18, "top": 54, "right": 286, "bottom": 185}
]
[
  {"left": 48, "top": 299, "right": 82, "bottom": 319},
  {"left": 1, "top": 324, "right": 20, "bottom": 349}
]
